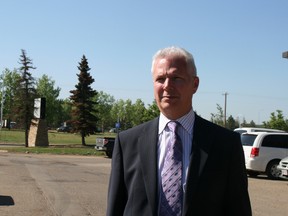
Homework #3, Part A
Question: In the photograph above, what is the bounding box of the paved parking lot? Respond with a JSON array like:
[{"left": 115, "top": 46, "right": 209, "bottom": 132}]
[
  {"left": 0, "top": 152, "right": 111, "bottom": 216},
  {"left": 0, "top": 152, "right": 287, "bottom": 216},
  {"left": 248, "top": 175, "right": 288, "bottom": 216}
]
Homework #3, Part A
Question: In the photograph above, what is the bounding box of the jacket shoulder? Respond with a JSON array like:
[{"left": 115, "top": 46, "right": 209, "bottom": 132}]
[
  {"left": 120, "top": 118, "right": 159, "bottom": 136},
  {"left": 195, "top": 115, "right": 239, "bottom": 138}
]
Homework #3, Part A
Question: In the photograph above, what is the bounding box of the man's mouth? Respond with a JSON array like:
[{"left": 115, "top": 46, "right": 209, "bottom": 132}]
[{"left": 161, "top": 95, "right": 177, "bottom": 100}]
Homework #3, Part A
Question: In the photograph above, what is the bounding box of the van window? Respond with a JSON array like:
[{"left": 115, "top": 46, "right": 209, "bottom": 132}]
[
  {"left": 241, "top": 134, "right": 257, "bottom": 146},
  {"left": 254, "top": 129, "right": 277, "bottom": 132},
  {"left": 262, "top": 135, "right": 288, "bottom": 148}
]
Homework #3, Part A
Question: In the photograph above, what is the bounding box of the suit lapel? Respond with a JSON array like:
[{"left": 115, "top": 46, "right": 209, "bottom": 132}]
[
  {"left": 139, "top": 118, "right": 159, "bottom": 215},
  {"left": 183, "top": 115, "right": 211, "bottom": 215}
]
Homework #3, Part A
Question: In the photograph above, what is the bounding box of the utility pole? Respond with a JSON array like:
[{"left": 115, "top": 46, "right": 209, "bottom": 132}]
[{"left": 223, "top": 92, "right": 228, "bottom": 128}]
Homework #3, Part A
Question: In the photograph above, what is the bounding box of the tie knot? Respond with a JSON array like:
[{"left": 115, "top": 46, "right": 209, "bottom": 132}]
[{"left": 167, "top": 121, "right": 178, "bottom": 133}]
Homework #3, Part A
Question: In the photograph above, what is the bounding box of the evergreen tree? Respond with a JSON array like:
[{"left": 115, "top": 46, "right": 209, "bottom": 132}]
[
  {"left": 263, "top": 110, "right": 288, "bottom": 131},
  {"left": 227, "top": 115, "right": 237, "bottom": 130},
  {"left": 70, "top": 55, "right": 98, "bottom": 145},
  {"left": 14, "top": 49, "right": 37, "bottom": 147}
]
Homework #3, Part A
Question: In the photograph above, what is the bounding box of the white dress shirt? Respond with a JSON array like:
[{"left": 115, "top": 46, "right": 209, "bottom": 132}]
[{"left": 157, "top": 108, "right": 195, "bottom": 193}]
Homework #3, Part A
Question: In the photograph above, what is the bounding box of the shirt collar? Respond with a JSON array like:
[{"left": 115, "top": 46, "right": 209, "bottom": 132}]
[{"left": 158, "top": 108, "right": 195, "bottom": 135}]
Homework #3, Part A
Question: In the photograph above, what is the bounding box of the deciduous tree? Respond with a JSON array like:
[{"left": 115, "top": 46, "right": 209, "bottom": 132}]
[
  {"left": 36, "top": 75, "right": 61, "bottom": 128},
  {"left": 131, "top": 99, "right": 146, "bottom": 126},
  {"left": 0, "top": 68, "right": 21, "bottom": 128},
  {"left": 94, "top": 91, "right": 115, "bottom": 132},
  {"left": 143, "top": 100, "right": 160, "bottom": 122},
  {"left": 210, "top": 103, "right": 224, "bottom": 126}
]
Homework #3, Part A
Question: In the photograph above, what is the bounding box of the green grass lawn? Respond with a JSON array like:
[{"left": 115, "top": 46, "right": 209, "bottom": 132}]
[{"left": 0, "top": 129, "right": 116, "bottom": 156}]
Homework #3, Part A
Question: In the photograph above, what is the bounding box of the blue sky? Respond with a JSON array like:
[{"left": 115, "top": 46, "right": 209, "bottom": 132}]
[{"left": 0, "top": 0, "right": 287, "bottom": 124}]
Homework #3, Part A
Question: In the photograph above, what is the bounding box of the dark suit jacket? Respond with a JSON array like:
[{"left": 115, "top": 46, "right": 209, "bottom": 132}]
[{"left": 107, "top": 115, "right": 252, "bottom": 216}]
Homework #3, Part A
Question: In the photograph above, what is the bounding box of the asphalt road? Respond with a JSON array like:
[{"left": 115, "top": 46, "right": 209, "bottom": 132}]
[
  {"left": 0, "top": 152, "right": 111, "bottom": 216},
  {"left": 0, "top": 152, "right": 287, "bottom": 216}
]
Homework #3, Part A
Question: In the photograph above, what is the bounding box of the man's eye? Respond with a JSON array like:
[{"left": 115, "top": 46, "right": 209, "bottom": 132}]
[
  {"left": 156, "top": 77, "right": 165, "bottom": 83},
  {"left": 172, "top": 77, "right": 182, "bottom": 81}
]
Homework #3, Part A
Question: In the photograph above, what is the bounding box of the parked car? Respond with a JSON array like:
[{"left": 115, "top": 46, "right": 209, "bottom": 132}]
[
  {"left": 277, "top": 156, "right": 288, "bottom": 179},
  {"left": 241, "top": 132, "right": 288, "bottom": 179},
  {"left": 109, "top": 128, "right": 121, "bottom": 133},
  {"left": 56, "top": 126, "right": 72, "bottom": 132},
  {"left": 95, "top": 137, "right": 115, "bottom": 158},
  {"left": 109, "top": 128, "right": 117, "bottom": 133},
  {"left": 234, "top": 127, "right": 285, "bottom": 135},
  {"left": 10, "top": 122, "right": 17, "bottom": 128}
]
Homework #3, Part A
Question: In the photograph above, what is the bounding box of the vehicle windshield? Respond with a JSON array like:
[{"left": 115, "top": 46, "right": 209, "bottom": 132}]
[
  {"left": 234, "top": 129, "right": 247, "bottom": 135},
  {"left": 241, "top": 134, "right": 257, "bottom": 146}
]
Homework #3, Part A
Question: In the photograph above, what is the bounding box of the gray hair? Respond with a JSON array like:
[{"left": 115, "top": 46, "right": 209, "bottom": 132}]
[{"left": 151, "top": 46, "right": 197, "bottom": 76}]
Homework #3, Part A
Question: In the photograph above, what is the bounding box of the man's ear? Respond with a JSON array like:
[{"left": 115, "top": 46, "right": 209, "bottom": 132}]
[{"left": 192, "top": 76, "right": 199, "bottom": 93}]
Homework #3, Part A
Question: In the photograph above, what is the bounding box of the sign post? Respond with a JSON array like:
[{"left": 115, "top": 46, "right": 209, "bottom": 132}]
[{"left": 115, "top": 122, "right": 120, "bottom": 133}]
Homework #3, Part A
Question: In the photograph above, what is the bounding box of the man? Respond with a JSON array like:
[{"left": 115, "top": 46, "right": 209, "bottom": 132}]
[{"left": 107, "top": 46, "right": 252, "bottom": 216}]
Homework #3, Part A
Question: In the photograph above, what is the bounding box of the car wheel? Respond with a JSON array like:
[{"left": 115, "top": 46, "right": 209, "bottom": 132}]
[
  {"left": 106, "top": 151, "right": 112, "bottom": 158},
  {"left": 266, "top": 160, "right": 281, "bottom": 179},
  {"left": 247, "top": 170, "right": 259, "bottom": 177}
]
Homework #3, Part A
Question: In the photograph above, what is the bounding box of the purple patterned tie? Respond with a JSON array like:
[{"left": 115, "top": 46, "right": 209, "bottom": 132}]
[{"left": 159, "top": 121, "right": 183, "bottom": 216}]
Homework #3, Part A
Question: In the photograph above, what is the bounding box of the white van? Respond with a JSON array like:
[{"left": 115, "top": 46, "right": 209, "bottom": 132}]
[
  {"left": 241, "top": 132, "right": 288, "bottom": 179},
  {"left": 234, "top": 127, "right": 285, "bottom": 135}
]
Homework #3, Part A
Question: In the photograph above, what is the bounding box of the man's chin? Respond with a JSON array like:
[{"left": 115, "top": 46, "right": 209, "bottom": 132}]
[
  {"left": 161, "top": 97, "right": 178, "bottom": 104},
  {"left": 160, "top": 100, "right": 178, "bottom": 112}
]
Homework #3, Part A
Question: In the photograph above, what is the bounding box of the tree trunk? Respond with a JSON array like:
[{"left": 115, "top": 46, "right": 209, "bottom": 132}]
[
  {"left": 25, "top": 128, "right": 29, "bottom": 147},
  {"left": 81, "top": 133, "right": 86, "bottom": 146}
]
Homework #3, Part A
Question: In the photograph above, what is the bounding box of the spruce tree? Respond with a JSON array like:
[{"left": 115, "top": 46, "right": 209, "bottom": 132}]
[
  {"left": 14, "top": 49, "right": 37, "bottom": 147},
  {"left": 70, "top": 55, "right": 98, "bottom": 145}
]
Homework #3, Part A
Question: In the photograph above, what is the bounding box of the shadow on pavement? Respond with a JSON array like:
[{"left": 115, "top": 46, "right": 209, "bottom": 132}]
[{"left": 0, "top": 195, "right": 15, "bottom": 206}]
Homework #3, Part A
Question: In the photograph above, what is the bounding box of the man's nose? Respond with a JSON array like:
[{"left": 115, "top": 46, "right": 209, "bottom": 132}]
[{"left": 163, "top": 78, "right": 173, "bottom": 90}]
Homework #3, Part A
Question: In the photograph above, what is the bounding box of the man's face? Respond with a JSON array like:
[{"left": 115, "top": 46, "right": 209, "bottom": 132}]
[{"left": 153, "top": 56, "right": 199, "bottom": 120}]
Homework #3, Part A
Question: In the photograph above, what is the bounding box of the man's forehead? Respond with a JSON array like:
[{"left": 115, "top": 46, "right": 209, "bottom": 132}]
[{"left": 156, "top": 56, "right": 186, "bottom": 69}]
